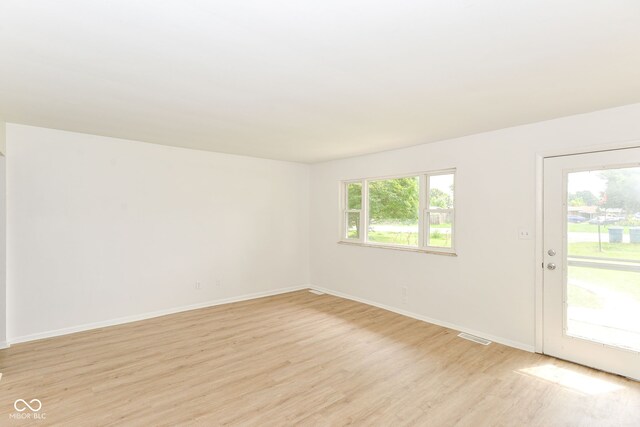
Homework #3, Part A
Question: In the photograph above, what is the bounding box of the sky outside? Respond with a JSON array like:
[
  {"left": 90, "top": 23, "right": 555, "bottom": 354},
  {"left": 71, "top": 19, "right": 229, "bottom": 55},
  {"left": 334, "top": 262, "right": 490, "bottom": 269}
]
[{"left": 568, "top": 170, "right": 606, "bottom": 195}]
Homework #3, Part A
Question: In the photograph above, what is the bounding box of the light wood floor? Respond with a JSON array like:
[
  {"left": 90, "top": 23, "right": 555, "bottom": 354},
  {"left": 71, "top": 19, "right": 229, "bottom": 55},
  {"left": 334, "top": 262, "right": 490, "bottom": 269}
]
[{"left": 0, "top": 290, "right": 638, "bottom": 426}]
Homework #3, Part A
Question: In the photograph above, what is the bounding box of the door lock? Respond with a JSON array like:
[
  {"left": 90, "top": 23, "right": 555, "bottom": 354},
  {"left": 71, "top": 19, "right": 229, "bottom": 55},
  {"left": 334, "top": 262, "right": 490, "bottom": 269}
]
[{"left": 547, "top": 249, "right": 556, "bottom": 256}]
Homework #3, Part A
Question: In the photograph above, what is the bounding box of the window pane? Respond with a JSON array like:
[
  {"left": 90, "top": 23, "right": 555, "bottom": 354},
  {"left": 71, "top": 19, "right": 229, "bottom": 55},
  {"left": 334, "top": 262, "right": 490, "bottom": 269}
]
[
  {"left": 428, "top": 212, "right": 453, "bottom": 248},
  {"left": 346, "top": 212, "right": 360, "bottom": 239},
  {"left": 368, "top": 176, "right": 419, "bottom": 247},
  {"left": 347, "top": 182, "right": 362, "bottom": 210},
  {"left": 566, "top": 167, "right": 640, "bottom": 351},
  {"left": 429, "top": 174, "right": 454, "bottom": 209}
]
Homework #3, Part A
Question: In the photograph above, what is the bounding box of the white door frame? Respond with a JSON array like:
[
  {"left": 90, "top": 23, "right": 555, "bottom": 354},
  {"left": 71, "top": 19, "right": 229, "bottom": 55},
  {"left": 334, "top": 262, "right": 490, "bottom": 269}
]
[{"left": 534, "top": 139, "right": 640, "bottom": 353}]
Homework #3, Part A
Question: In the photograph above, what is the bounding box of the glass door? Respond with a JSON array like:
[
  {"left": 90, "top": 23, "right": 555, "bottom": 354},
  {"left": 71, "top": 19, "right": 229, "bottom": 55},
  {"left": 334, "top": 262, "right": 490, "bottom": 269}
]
[{"left": 543, "top": 148, "right": 640, "bottom": 380}]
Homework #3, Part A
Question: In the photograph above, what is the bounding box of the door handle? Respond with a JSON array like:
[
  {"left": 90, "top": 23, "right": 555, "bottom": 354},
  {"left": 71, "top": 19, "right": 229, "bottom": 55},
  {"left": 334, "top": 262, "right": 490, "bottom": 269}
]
[{"left": 547, "top": 263, "right": 557, "bottom": 270}]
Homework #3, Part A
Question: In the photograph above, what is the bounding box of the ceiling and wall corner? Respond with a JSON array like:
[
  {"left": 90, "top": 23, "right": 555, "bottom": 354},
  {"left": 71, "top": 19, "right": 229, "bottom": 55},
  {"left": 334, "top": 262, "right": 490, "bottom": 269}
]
[{"left": 1, "top": 1, "right": 640, "bottom": 163}]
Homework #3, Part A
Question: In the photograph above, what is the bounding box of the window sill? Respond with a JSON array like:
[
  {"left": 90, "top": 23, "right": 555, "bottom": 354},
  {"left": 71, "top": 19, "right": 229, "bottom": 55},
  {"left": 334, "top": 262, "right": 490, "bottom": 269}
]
[{"left": 337, "top": 240, "right": 457, "bottom": 256}]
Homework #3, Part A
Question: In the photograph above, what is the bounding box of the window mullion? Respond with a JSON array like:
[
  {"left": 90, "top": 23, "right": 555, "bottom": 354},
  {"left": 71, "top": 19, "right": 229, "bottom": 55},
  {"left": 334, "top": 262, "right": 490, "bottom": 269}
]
[
  {"left": 342, "top": 183, "right": 347, "bottom": 240},
  {"left": 362, "top": 180, "right": 369, "bottom": 243},
  {"left": 418, "top": 174, "right": 427, "bottom": 248}
]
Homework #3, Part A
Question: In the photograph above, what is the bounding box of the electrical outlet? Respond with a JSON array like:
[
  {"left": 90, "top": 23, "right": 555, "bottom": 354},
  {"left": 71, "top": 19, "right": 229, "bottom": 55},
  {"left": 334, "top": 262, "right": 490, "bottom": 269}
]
[
  {"left": 518, "top": 229, "right": 532, "bottom": 240},
  {"left": 195, "top": 281, "right": 201, "bottom": 290},
  {"left": 401, "top": 286, "right": 408, "bottom": 304}
]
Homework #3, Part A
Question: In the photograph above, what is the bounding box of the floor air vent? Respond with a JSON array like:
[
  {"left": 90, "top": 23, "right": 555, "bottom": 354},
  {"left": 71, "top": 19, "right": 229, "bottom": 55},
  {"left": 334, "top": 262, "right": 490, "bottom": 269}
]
[
  {"left": 309, "top": 289, "right": 325, "bottom": 295},
  {"left": 457, "top": 332, "right": 492, "bottom": 346}
]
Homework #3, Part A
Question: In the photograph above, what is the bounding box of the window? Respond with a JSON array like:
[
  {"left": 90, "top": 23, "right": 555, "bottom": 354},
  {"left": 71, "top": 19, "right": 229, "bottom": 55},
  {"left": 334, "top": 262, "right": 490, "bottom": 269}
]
[
  {"left": 344, "top": 181, "right": 362, "bottom": 239},
  {"left": 341, "top": 170, "right": 455, "bottom": 253},
  {"left": 426, "top": 173, "right": 454, "bottom": 249},
  {"left": 368, "top": 176, "right": 419, "bottom": 247}
]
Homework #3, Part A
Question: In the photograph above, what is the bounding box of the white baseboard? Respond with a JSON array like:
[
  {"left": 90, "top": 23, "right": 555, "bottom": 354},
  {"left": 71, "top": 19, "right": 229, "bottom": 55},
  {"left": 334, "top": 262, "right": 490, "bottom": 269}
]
[
  {"left": 310, "top": 285, "right": 535, "bottom": 353},
  {"left": 7, "top": 284, "right": 534, "bottom": 353},
  {"left": 8, "top": 285, "right": 309, "bottom": 345}
]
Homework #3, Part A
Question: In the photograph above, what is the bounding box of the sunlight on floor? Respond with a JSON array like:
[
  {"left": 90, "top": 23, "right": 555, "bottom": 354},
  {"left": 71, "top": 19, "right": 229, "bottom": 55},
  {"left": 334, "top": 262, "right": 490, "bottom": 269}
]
[{"left": 517, "top": 364, "right": 623, "bottom": 395}]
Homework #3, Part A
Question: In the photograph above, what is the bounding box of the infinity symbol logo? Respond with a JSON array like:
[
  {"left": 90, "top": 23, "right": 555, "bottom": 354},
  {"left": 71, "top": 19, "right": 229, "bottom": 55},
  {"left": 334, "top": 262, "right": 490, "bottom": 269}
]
[{"left": 14, "top": 399, "right": 42, "bottom": 412}]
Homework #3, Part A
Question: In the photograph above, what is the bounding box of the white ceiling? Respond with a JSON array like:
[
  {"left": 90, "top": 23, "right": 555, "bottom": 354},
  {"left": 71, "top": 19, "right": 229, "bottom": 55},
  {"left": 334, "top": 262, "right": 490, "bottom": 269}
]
[{"left": 1, "top": 1, "right": 640, "bottom": 163}]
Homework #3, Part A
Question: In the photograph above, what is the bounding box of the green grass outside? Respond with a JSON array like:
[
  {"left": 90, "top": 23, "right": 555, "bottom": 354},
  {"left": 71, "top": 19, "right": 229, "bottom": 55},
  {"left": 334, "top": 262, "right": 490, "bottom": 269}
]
[
  {"left": 565, "top": 241, "right": 640, "bottom": 309},
  {"left": 428, "top": 230, "right": 452, "bottom": 248},
  {"left": 366, "top": 230, "right": 451, "bottom": 248},
  {"left": 368, "top": 230, "right": 418, "bottom": 246},
  {"left": 567, "top": 284, "right": 603, "bottom": 309},
  {"left": 431, "top": 223, "right": 451, "bottom": 229},
  {"left": 568, "top": 242, "right": 640, "bottom": 260},
  {"left": 569, "top": 266, "right": 640, "bottom": 304}
]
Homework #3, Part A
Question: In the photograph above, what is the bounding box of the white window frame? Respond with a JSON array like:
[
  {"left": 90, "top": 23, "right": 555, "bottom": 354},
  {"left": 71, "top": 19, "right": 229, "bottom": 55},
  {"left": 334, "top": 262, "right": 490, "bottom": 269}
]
[
  {"left": 342, "top": 179, "right": 364, "bottom": 242},
  {"left": 339, "top": 169, "right": 456, "bottom": 255}
]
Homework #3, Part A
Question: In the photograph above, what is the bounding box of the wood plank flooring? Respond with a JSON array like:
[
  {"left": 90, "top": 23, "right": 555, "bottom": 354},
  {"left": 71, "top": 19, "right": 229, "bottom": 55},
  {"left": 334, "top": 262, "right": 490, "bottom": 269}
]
[{"left": 0, "top": 290, "right": 638, "bottom": 426}]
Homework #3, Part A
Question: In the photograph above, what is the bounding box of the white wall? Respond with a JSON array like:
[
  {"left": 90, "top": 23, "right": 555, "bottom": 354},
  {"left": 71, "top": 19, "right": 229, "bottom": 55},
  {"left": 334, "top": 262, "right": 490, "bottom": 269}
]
[
  {"left": 6, "top": 124, "right": 310, "bottom": 341},
  {"left": 310, "top": 103, "right": 640, "bottom": 351},
  {"left": 6, "top": 103, "right": 640, "bottom": 349},
  {"left": 0, "top": 154, "right": 6, "bottom": 347},
  {"left": 0, "top": 121, "right": 5, "bottom": 154},
  {"left": 1, "top": 118, "right": 6, "bottom": 347}
]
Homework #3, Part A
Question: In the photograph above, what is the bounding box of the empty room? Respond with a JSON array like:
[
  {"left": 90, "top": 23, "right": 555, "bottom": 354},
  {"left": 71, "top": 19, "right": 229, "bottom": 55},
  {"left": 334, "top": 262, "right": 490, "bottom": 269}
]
[{"left": 1, "top": 1, "right": 640, "bottom": 425}]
